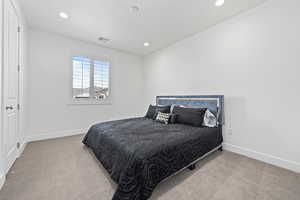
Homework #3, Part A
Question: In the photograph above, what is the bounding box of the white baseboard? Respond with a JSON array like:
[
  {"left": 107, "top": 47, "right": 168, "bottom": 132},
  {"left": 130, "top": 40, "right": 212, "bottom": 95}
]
[
  {"left": 26, "top": 129, "right": 86, "bottom": 142},
  {"left": 0, "top": 173, "right": 5, "bottom": 191},
  {"left": 223, "top": 143, "right": 300, "bottom": 173},
  {"left": 18, "top": 141, "right": 27, "bottom": 158}
]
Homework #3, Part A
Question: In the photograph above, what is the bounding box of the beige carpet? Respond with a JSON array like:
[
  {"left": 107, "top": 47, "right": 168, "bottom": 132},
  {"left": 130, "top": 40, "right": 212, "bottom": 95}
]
[{"left": 0, "top": 135, "right": 299, "bottom": 200}]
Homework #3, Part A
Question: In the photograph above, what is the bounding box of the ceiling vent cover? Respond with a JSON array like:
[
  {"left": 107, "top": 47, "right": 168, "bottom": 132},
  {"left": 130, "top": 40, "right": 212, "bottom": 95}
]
[{"left": 98, "top": 37, "right": 110, "bottom": 43}]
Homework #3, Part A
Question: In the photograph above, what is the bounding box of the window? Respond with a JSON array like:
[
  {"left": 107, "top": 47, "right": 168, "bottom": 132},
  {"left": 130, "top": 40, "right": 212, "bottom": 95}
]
[{"left": 72, "top": 56, "right": 110, "bottom": 100}]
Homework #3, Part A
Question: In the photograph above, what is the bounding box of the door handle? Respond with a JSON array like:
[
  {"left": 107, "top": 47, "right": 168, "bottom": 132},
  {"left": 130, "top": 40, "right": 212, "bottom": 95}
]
[{"left": 5, "top": 106, "right": 13, "bottom": 110}]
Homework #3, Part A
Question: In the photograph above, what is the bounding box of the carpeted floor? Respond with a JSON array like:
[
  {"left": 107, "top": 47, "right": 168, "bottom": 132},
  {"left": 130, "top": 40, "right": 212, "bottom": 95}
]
[{"left": 0, "top": 135, "right": 299, "bottom": 200}]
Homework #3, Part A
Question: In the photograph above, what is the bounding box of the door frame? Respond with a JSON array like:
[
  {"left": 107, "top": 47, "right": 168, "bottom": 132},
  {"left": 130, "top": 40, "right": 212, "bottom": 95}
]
[
  {"left": 0, "top": 0, "right": 5, "bottom": 184},
  {"left": 2, "top": 0, "right": 21, "bottom": 174}
]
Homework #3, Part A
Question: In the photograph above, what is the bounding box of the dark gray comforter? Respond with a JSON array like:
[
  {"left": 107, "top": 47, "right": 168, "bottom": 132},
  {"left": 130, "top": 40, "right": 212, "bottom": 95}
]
[{"left": 83, "top": 117, "right": 223, "bottom": 200}]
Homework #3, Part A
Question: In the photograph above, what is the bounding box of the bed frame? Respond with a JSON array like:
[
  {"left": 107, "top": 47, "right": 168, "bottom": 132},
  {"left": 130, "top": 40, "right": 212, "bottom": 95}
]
[{"left": 156, "top": 95, "right": 224, "bottom": 183}]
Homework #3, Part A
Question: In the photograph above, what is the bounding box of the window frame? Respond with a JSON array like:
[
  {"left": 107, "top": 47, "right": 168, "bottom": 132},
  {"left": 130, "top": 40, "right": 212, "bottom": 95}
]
[{"left": 69, "top": 55, "right": 112, "bottom": 105}]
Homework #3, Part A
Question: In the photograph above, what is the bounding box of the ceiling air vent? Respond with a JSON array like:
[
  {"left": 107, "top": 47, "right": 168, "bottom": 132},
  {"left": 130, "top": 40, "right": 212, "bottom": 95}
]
[{"left": 98, "top": 37, "right": 110, "bottom": 43}]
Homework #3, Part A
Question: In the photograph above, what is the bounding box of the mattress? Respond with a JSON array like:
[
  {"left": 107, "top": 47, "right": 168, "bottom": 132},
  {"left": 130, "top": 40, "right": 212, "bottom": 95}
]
[{"left": 83, "top": 117, "right": 223, "bottom": 200}]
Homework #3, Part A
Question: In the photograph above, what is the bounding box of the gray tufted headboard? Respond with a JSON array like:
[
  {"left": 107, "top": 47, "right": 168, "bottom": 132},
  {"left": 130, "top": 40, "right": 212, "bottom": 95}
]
[{"left": 156, "top": 95, "right": 225, "bottom": 125}]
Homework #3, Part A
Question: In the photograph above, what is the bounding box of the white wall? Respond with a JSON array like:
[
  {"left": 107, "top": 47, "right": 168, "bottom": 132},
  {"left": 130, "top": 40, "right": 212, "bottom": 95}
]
[
  {"left": 26, "top": 29, "right": 144, "bottom": 141},
  {"left": 143, "top": 0, "right": 300, "bottom": 172}
]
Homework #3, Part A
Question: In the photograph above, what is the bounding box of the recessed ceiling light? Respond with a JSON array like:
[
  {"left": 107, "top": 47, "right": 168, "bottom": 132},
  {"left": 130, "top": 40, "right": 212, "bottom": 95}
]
[
  {"left": 215, "top": 0, "right": 225, "bottom": 7},
  {"left": 130, "top": 6, "right": 140, "bottom": 12},
  {"left": 144, "top": 42, "right": 150, "bottom": 47},
  {"left": 59, "top": 12, "right": 69, "bottom": 19}
]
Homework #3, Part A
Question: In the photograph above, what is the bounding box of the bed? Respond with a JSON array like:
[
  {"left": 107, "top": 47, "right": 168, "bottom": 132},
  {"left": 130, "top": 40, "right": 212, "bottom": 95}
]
[{"left": 83, "top": 95, "right": 224, "bottom": 200}]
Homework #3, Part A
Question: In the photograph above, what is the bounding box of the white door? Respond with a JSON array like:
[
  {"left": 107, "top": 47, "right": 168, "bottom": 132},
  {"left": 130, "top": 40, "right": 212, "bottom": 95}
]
[{"left": 3, "top": 0, "right": 20, "bottom": 173}]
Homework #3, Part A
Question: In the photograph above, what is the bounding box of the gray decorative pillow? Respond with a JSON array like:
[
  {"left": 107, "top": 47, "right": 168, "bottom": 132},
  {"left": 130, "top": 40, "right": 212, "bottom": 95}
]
[
  {"left": 170, "top": 104, "right": 184, "bottom": 113},
  {"left": 155, "top": 112, "right": 171, "bottom": 124},
  {"left": 202, "top": 109, "right": 217, "bottom": 127}
]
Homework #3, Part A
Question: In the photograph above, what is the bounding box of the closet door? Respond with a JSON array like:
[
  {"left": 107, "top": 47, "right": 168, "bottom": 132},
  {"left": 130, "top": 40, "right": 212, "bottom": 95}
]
[{"left": 3, "top": 0, "right": 20, "bottom": 173}]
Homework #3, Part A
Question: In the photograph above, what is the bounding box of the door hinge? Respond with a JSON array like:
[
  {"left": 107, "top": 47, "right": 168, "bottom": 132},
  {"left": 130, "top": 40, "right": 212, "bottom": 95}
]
[
  {"left": 17, "top": 26, "right": 21, "bottom": 33},
  {"left": 17, "top": 65, "right": 20, "bottom": 72},
  {"left": 17, "top": 142, "right": 20, "bottom": 149},
  {"left": 17, "top": 104, "right": 20, "bottom": 110}
]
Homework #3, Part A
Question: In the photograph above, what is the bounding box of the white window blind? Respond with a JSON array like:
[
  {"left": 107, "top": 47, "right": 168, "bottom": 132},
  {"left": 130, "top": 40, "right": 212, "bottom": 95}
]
[
  {"left": 94, "top": 60, "right": 110, "bottom": 99},
  {"left": 72, "top": 56, "right": 110, "bottom": 100}
]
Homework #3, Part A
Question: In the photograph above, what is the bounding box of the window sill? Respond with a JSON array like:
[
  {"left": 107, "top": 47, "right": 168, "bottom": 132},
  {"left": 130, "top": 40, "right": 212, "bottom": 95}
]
[{"left": 67, "top": 99, "right": 112, "bottom": 105}]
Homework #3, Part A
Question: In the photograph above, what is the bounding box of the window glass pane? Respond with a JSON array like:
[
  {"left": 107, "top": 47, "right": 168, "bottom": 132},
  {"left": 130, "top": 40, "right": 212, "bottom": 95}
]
[
  {"left": 94, "top": 60, "right": 110, "bottom": 99},
  {"left": 72, "top": 57, "right": 91, "bottom": 98}
]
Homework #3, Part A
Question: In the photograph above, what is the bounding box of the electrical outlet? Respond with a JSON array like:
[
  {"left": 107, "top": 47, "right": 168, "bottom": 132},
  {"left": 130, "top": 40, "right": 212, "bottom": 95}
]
[{"left": 227, "top": 129, "right": 233, "bottom": 136}]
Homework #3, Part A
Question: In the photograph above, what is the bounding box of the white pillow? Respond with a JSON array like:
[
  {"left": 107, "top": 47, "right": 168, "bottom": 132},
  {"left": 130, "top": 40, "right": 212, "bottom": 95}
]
[{"left": 202, "top": 109, "right": 218, "bottom": 127}]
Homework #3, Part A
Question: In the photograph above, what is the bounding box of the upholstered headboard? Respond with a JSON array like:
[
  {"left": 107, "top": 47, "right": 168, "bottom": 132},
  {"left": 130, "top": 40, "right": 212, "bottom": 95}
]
[{"left": 156, "top": 95, "right": 224, "bottom": 125}]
